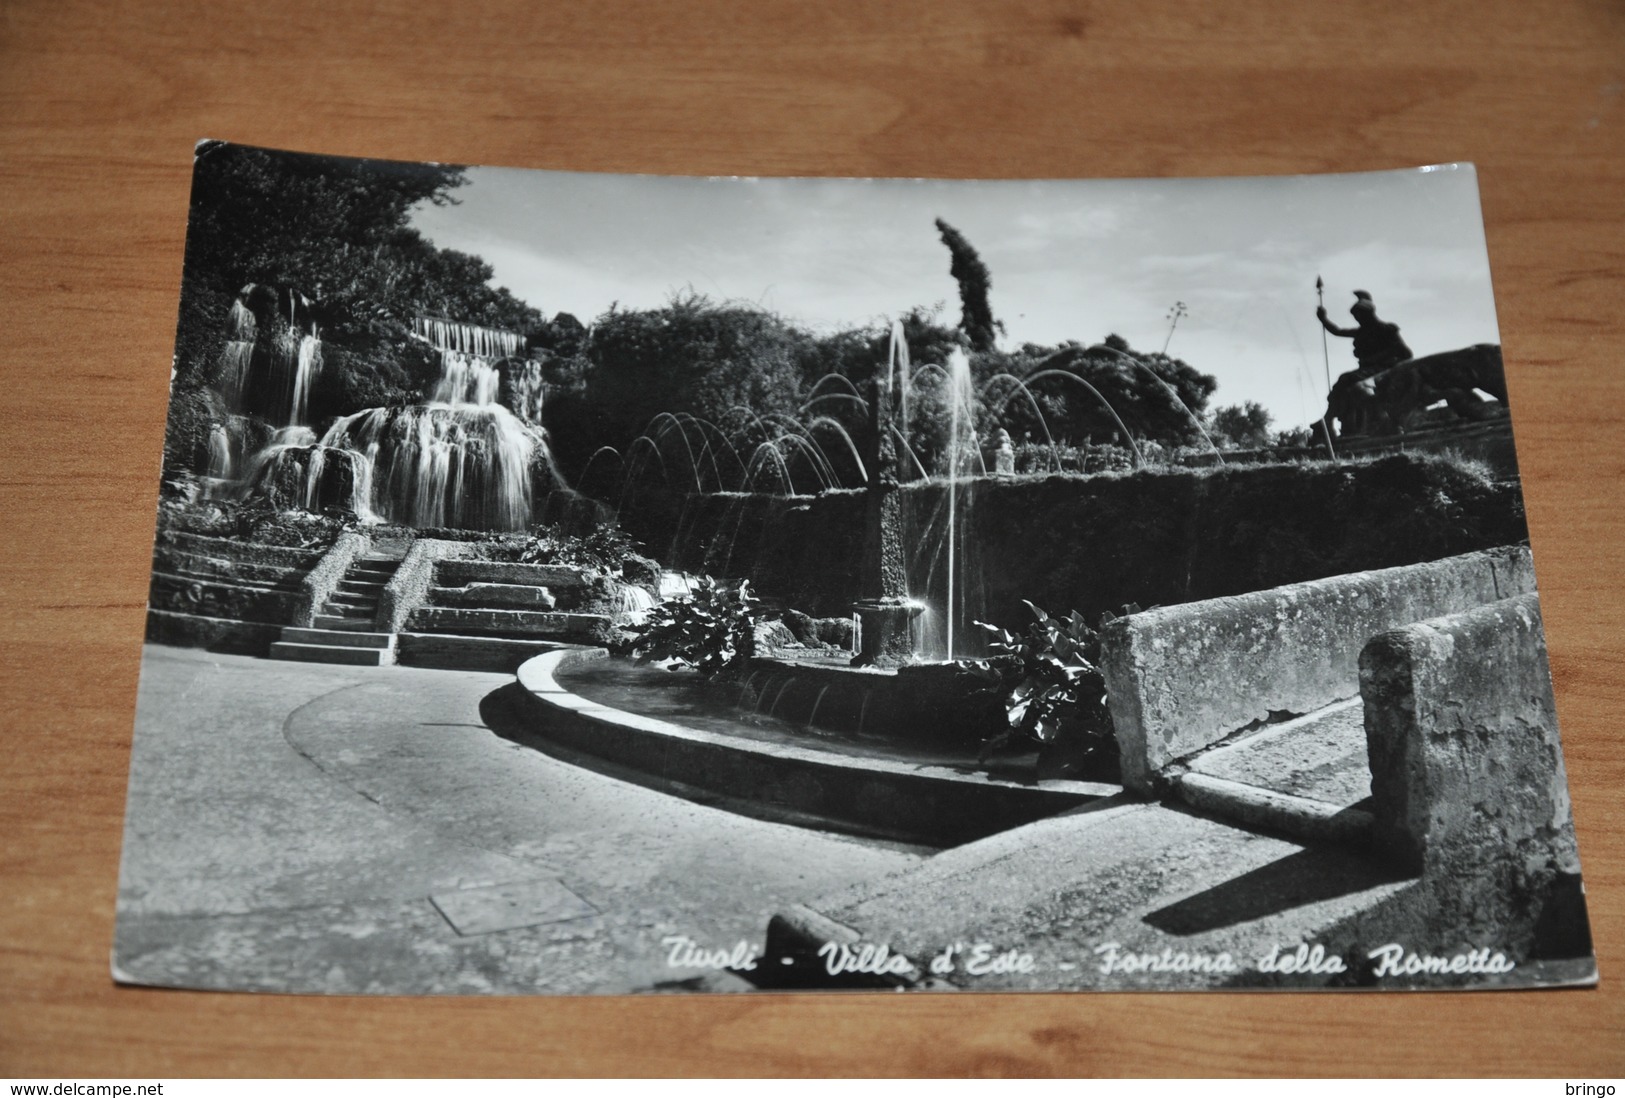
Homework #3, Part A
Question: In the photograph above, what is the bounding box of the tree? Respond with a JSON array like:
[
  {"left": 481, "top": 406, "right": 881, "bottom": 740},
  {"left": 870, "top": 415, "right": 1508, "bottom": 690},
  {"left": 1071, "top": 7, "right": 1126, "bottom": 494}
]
[
  {"left": 1210, "top": 401, "right": 1274, "bottom": 449},
  {"left": 995, "top": 337, "right": 1219, "bottom": 448},
  {"left": 166, "top": 142, "right": 549, "bottom": 470},
  {"left": 547, "top": 293, "right": 810, "bottom": 482},
  {"left": 934, "top": 218, "right": 1000, "bottom": 352}
]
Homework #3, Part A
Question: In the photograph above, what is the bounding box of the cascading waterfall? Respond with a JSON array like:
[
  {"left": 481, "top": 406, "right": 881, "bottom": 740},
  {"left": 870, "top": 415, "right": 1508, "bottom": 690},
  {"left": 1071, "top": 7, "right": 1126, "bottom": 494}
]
[
  {"left": 504, "top": 358, "right": 546, "bottom": 425},
  {"left": 241, "top": 426, "right": 318, "bottom": 487},
  {"left": 431, "top": 351, "right": 501, "bottom": 406},
  {"left": 212, "top": 298, "right": 551, "bottom": 531},
  {"left": 316, "top": 321, "right": 547, "bottom": 529},
  {"left": 219, "top": 340, "right": 255, "bottom": 401},
  {"left": 287, "top": 329, "right": 323, "bottom": 426},
  {"left": 217, "top": 285, "right": 324, "bottom": 427},
  {"left": 411, "top": 316, "right": 523, "bottom": 361},
  {"left": 206, "top": 424, "right": 233, "bottom": 479},
  {"left": 321, "top": 392, "right": 538, "bottom": 531}
]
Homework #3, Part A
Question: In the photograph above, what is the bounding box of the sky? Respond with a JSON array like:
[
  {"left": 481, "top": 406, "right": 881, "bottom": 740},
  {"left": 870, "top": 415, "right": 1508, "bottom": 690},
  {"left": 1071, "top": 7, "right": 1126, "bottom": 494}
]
[{"left": 410, "top": 163, "right": 1503, "bottom": 432}]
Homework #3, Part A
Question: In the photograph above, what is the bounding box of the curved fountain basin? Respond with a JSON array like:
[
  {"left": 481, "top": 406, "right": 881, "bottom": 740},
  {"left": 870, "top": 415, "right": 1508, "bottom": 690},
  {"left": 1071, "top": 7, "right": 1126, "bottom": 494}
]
[{"left": 515, "top": 648, "right": 1118, "bottom": 847}]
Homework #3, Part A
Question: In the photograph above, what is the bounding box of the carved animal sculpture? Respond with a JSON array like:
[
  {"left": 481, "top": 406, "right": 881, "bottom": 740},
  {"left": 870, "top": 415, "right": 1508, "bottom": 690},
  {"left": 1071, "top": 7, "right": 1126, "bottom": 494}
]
[
  {"left": 1324, "top": 343, "right": 1506, "bottom": 439},
  {"left": 1373, "top": 343, "right": 1507, "bottom": 431}
]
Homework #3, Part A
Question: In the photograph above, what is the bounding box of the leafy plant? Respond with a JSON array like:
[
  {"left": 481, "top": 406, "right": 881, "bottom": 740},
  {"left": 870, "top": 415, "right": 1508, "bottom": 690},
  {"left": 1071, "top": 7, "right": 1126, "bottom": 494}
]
[
  {"left": 156, "top": 493, "right": 346, "bottom": 548},
  {"left": 518, "top": 522, "right": 641, "bottom": 573},
  {"left": 965, "top": 600, "right": 1118, "bottom": 779},
  {"left": 615, "top": 576, "right": 758, "bottom": 679}
]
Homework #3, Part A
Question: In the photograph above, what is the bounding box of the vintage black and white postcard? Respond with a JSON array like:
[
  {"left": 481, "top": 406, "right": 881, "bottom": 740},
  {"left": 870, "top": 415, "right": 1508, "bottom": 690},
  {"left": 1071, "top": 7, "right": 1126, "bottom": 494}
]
[{"left": 114, "top": 142, "right": 1596, "bottom": 994}]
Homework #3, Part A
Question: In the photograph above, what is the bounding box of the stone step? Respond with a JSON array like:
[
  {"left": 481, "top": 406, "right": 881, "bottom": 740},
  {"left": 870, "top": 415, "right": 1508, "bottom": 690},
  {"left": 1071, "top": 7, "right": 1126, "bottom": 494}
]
[
  {"left": 157, "top": 567, "right": 296, "bottom": 592},
  {"left": 324, "top": 592, "right": 380, "bottom": 608},
  {"left": 149, "top": 572, "right": 298, "bottom": 623},
  {"left": 395, "top": 633, "right": 572, "bottom": 673},
  {"left": 1171, "top": 771, "right": 1375, "bottom": 847},
  {"left": 153, "top": 552, "right": 304, "bottom": 586},
  {"left": 431, "top": 583, "right": 557, "bottom": 610},
  {"left": 406, "top": 607, "right": 614, "bottom": 643},
  {"left": 435, "top": 560, "right": 591, "bottom": 589},
  {"left": 337, "top": 577, "right": 387, "bottom": 592},
  {"left": 268, "top": 641, "right": 391, "bottom": 666},
  {"left": 314, "top": 614, "right": 381, "bottom": 631},
  {"left": 281, "top": 627, "right": 394, "bottom": 649}
]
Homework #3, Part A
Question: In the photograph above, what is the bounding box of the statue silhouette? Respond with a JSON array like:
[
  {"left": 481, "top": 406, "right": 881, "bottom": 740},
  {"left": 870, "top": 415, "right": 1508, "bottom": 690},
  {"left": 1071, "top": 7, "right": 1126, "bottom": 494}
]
[{"left": 1317, "top": 290, "right": 1413, "bottom": 374}]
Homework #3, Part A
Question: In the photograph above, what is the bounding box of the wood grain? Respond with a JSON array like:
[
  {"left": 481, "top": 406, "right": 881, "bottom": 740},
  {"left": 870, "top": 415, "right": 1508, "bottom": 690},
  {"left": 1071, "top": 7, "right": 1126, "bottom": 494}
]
[{"left": 1, "top": 0, "right": 1621, "bottom": 1077}]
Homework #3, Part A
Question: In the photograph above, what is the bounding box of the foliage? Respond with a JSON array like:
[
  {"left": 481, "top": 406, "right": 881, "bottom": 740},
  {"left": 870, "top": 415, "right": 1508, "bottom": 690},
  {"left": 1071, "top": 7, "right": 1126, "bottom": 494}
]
[
  {"left": 934, "top": 218, "right": 1000, "bottom": 352},
  {"left": 517, "top": 522, "right": 642, "bottom": 573},
  {"left": 166, "top": 142, "right": 548, "bottom": 477},
  {"left": 1210, "top": 401, "right": 1274, "bottom": 449},
  {"left": 964, "top": 600, "right": 1118, "bottom": 779},
  {"left": 993, "top": 338, "right": 1218, "bottom": 450},
  {"left": 156, "top": 492, "right": 346, "bottom": 548},
  {"left": 1271, "top": 425, "right": 1317, "bottom": 449},
  {"left": 547, "top": 291, "right": 808, "bottom": 480},
  {"left": 615, "top": 577, "right": 758, "bottom": 678}
]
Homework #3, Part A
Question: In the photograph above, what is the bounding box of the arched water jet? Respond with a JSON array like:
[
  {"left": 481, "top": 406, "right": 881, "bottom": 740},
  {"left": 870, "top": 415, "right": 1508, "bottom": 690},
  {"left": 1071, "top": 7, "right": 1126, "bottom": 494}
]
[
  {"left": 800, "top": 391, "right": 871, "bottom": 417},
  {"left": 645, "top": 413, "right": 708, "bottom": 493},
  {"left": 745, "top": 443, "right": 798, "bottom": 495},
  {"left": 1087, "top": 344, "right": 1225, "bottom": 465},
  {"left": 981, "top": 373, "right": 1063, "bottom": 473},
  {"left": 806, "top": 417, "right": 868, "bottom": 484},
  {"left": 1021, "top": 369, "right": 1145, "bottom": 467},
  {"left": 672, "top": 412, "right": 749, "bottom": 490},
  {"left": 799, "top": 372, "right": 868, "bottom": 411}
]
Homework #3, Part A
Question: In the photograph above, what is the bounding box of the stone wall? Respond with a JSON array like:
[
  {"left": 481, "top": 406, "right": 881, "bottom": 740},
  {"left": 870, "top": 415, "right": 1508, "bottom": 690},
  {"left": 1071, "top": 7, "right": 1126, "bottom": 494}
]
[
  {"left": 615, "top": 454, "right": 1529, "bottom": 631},
  {"left": 1308, "top": 594, "right": 1591, "bottom": 970},
  {"left": 1098, "top": 546, "right": 1536, "bottom": 793},
  {"left": 1360, "top": 594, "right": 1578, "bottom": 881},
  {"left": 146, "top": 532, "right": 322, "bottom": 653},
  {"left": 377, "top": 539, "right": 470, "bottom": 632},
  {"left": 293, "top": 530, "right": 368, "bottom": 627}
]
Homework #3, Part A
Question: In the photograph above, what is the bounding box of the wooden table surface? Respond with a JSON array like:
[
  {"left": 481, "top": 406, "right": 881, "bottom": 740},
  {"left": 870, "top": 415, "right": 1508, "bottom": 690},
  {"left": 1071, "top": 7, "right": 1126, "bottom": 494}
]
[{"left": 2, "top": 0, "right": 1621, "bottom": 1078}]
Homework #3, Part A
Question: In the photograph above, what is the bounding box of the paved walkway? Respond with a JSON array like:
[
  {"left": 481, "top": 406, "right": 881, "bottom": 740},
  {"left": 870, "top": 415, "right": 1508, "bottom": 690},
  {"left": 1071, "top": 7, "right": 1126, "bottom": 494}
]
[{"left": 114, "top": 645, "right": 921, "bottom": 995}]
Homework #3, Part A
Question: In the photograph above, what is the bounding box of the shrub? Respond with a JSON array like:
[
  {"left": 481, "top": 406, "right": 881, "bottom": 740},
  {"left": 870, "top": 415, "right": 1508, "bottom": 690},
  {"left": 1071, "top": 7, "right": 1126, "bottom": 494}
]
[
  {"left": 517, "top": 522, "right": 641, "bottom": 573},
  {"left": 156, "top": 494, "right": 346, "bottom": 548},
  {"left": 615, "top": 577, "right": 758, "bottom": 679},
  {"left": 964, "top": 600, "right": 1119, "bottom": 779}
]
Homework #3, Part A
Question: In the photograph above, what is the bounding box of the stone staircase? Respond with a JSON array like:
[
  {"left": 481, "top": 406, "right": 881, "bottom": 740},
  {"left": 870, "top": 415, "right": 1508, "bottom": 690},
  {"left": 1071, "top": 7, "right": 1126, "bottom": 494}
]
[{"left": 269, "top": 555, "right": 401, "bottom": 666}]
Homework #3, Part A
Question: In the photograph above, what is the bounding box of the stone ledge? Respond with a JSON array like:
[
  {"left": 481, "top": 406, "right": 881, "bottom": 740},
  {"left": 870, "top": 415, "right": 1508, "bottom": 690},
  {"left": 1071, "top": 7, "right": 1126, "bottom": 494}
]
[
  {"left": 408, "top": 607, "right": 614, "bottom": 645},
  {"left": 379, "top": 539, "right": 467, "bottom": 632},
  {"left": 513, "top": 648, "right": 1114, "bottom": 847},
  {"left": 148, "top": 573, "right": 300, "bottom": 624},
  {"left": 435, "top": 559, "right": 593, "bottom": 588},
  {"left": 294, "top": 530, "right": 367, "bottom": 627},
  {"left": 1099, "top": 545, "right": 1534, "bottom": 793},
  {"left": 395, "top": 633, "right": 572, "bottom": 673},
  {"left": 1360, "top": 593, "right": 1577, "bottom": 876},
  {"left": 145, "top": 610, "right": 284, "bottom": 656}
]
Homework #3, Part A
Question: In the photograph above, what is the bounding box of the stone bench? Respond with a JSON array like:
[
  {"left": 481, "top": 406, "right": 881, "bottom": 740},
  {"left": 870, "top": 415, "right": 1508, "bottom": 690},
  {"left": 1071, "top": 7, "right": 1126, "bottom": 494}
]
[
  {"left": 1360, "top": 593, "right": 1579, "bottom": 878},
  {"left": 1322, "top": 594, "right": 1591, "bottom": 966},
  {"left": 1099, "top": 545, "right": 1535, "bottom": 793}
]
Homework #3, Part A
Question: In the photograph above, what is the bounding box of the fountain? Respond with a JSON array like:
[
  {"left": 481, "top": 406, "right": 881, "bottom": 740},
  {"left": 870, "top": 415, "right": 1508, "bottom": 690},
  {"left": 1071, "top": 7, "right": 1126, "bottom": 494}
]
[
  {"left": 219, "top": 283, "right": 325, "bottom": 428},
  {"left": 315, "top": 320, "right": 555, "bottom": 530},
  {"left": 199, "top": 292, "right": 558, "bottom": 531},
  {"left": 592, "top": 320, "right": 1184, "bottom": 664},
  {"left": 851, "top": 321, "right": 926, "bottom": 667}
]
